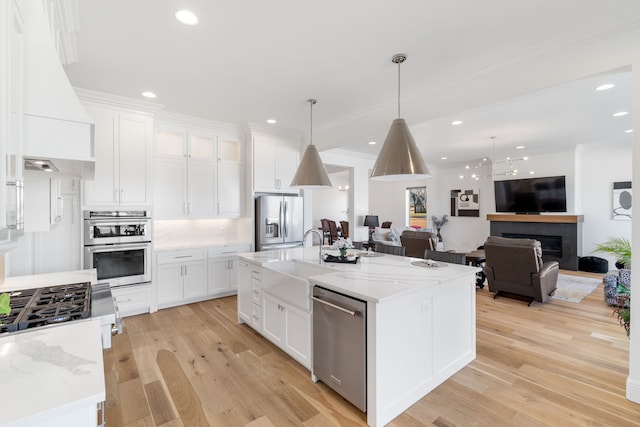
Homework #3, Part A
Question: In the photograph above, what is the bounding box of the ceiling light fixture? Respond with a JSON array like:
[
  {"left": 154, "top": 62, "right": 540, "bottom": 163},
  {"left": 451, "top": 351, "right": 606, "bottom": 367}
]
[
  {"left": 516, "top": 145, "right": 525, "bottom": 149},
  {"left": 626, "top": 129, "right": 633, "bottom": 133},
  {"left": 141, "top": 91, "right": 157, "bottom": 99},
  {"left": 370, "top": 54, "right": 430, "bottom": 181},
  {"left": 440, "top": 156, "right": 447, "bottom": 160},
  {"left": 290, "top": 99, "right": 332, "bottom": 189},
  {"left": 368, "top": 141, "right": 377, "bottom": 145},
  {"left": 266, "top": 119, "right": 277, "bottom": 124},
  {"left": 451, "top": 120, "right": 463, "bottom": 126},
  {"left": 596, "top": 84, "right": 615, "bottom": 91},
  {"left": 613, "top": 111, "right": 629, "bottom": 117},
  {"left": 175, "top": 10, "right": 199, "bottom": 25}
]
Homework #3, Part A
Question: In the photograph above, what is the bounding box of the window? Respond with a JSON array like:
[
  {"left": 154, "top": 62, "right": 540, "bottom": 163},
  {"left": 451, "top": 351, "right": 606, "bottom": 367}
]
[{"left": 406, "top": 187, "right": 426, "bottom": 229}]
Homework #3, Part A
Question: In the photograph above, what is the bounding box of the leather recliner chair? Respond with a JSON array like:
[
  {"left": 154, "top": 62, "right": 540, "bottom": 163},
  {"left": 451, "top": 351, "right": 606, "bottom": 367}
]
[
  {"left": 400, "top": 230, "right": 438, "bottom": 258},
  {"left": 483, "top": 236, "right": 559, "bottom": 305}
]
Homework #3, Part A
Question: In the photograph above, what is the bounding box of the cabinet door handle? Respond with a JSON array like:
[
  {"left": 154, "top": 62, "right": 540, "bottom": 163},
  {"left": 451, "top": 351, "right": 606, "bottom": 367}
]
[
  {"left": 184, "top": 265, "right": 188, "bottom": 276},
  {"left": 114, "top": 189, "right": 119, "bottom": 203}
]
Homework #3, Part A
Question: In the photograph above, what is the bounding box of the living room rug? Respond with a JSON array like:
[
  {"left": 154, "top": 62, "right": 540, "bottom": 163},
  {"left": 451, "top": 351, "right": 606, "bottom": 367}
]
[{"left": 551, "top": 274, "right": 601, "bottom": 303}]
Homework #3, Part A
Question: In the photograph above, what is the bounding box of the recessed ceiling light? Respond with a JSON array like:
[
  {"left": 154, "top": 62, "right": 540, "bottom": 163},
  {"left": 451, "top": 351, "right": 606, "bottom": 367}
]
[
  {"left": 368, "top": 141, "right": 377, "bottom": 145},
  {"left": 465, "top": 165, "right": 470, "bottom": 169},
  {"left": 451, "top": 120, "right": 463, "bottom": 126},
  {"left": 440, "top": 156, "right": 447, "bottom": 160},
  {"left": 529, "top": 171, "right": 535, "bottom": 175},
  {"left": 266, "top": 119, "right": 277, "bottom": 124},
  {"left": 613, "top": 111, "right": 629, "bottom": 117},
  {"left": 141, "top": 91, "right": 157, "bottom": 99},
  {"left": 175, "top": 10, "right": 199, "bottom": 25},
  {"left": 596, "top": 83, "right": 615, "bottom": 91},
  {"left": 626, "top": 129, "right": 634, "bottom": 133},
  {"left": 516, "top": 145, "right": 525, "bottom": 149}
]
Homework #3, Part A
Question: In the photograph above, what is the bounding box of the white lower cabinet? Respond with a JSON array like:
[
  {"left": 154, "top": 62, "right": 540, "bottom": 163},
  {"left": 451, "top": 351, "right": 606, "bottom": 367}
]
[
  {"left": 237, "top": 260, "right": 252, "bottom": 323},
  {"left": 207, "top": 245, "right": 249, "bottom": 296},
  {"left": 156, "top": 250, "right": 207, "bottom": 308},
  {"left": 112, "top": 284, "right": 151, "bottom": 317},
  {"left": 262, "top": 292, "right": 311, "bottom": 369},
  {"left": 156, "top": 245, "right": 250, "bottom": 310}
]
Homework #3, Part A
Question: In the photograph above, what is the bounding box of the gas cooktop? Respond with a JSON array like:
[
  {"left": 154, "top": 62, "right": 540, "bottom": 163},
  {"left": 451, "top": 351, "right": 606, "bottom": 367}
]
[{"left": 0, "top": 282, "right": 91, "bottom": 334}]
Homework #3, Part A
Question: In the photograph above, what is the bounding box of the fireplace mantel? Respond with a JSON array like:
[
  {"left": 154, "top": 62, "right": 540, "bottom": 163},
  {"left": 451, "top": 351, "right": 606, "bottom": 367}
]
[
  {"left": 487, "top": 214, "right": 583, "bottom": 270},
  {"left": 487, "top": 214, "right": 584, "bottom": 224}
]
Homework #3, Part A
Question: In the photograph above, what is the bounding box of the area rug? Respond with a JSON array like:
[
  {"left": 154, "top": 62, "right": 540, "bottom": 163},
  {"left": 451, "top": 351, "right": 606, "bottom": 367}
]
[{"left": 551, "top": 274, "right": 601, "bottom": 303}]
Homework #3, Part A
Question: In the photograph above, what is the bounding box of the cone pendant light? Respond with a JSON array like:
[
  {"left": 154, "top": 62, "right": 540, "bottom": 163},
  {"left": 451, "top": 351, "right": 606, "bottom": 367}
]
[
  {"left": 290, "top": 99, "right": 332, "bottom": 188},
  {"left": 370, "top": 54, "right": 431, "bottom": 181}
]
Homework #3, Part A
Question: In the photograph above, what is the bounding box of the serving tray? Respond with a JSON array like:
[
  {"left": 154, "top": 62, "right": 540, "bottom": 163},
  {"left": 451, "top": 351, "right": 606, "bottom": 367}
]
[{"left": 324, "top": 254, "right": 360, "bottom": 264}]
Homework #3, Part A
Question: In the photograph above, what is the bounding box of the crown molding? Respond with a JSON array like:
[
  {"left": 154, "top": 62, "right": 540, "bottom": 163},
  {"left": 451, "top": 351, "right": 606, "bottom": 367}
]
[{"left": 74, "top": 87, "right": 165, "bottom": 115}]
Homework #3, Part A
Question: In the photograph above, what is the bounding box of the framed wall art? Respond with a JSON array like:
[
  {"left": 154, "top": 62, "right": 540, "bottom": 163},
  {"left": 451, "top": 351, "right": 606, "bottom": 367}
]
[
  {"left": 612, "top": 181, "right": 632, "bottom": 220},
  {"left": 451, "top": 189, "right": 480, "bottom": 217}
]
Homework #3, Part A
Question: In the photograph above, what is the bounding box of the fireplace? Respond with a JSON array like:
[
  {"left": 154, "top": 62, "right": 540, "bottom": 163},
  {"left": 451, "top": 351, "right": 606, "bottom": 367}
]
[
  {"left": 502, "top": 233, "right": 562, "bottom": 257},
  {"left": 487, "top": 214, "right": 583, "bottom": 270}
]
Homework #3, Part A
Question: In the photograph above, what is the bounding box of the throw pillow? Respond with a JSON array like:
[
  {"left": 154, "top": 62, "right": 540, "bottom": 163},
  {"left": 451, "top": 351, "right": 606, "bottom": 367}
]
[{"left": 388, "top": 229, "right": 400, "bottom": 243}]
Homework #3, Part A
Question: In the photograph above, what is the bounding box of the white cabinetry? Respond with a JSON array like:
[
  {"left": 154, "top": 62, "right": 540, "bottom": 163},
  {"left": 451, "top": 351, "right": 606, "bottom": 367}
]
[
  {"left": 262, "top": 293, "right": 311, "bottom": 369},
  {"left": 252, "top": 133, "right": 300, "bottom": 192},
  {"left": 82, "top": 105, "right": 153, "bottom": 208},
  {"left": 156, "top": 250, "right": 207, "bottom": 309},
  {"left": 207, "top": 245, "right": 249, "bottom": 296},
  {"left": 237, "top": 260, "right": 252, "bottom": 323},
  {"left": 112, "top": 284, "right": 151, "bottom": 318},
  {"left": 0, "top": 0, "right": 24, "bottom": 251},
  {"left": 154, "top": 121, "right": 242, "bottom": 219}
]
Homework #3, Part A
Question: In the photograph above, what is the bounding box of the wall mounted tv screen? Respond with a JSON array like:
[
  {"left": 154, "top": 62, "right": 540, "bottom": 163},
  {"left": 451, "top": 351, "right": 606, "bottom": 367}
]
[{"left": 494, "top": 175, "right": 567, "bottom": 214}]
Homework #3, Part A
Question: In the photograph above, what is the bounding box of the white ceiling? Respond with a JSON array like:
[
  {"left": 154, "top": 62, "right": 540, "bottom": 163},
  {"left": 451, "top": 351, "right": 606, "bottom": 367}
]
[{"left": 63, "top": 0, "right": 639, "bottom": 168}]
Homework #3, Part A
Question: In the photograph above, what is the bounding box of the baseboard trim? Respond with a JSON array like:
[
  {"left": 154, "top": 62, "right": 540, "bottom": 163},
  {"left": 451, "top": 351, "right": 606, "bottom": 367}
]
[{"left": 626, "top": 376, "right": 640, "bottom": 403}]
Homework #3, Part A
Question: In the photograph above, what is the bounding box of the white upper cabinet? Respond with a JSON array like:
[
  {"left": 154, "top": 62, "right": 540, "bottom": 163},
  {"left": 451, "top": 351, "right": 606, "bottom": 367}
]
[
  {"left": 82, "top": 105, "right": 153, "bottom": 208},
  {"left": 0, "top": 0, "right": 25, "bottom": 250},
  {"left": 252, "top": 133, "right": 300, "bottom": 193},
  {"left": 153, "top": 119, "right": 243, "bottom": 219}
]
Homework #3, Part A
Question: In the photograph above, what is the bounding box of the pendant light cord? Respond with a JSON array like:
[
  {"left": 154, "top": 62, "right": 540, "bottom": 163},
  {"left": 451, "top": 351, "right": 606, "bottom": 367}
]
[
  {"left": 397, "top": 59, "right": 401, "bottom": 118},
  {"left": 308, "top": 98, "right": 317, "bottom": 145}
]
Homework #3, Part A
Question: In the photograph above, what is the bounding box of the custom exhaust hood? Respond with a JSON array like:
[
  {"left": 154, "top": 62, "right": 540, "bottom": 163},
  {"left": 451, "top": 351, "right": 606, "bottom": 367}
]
[{"left": 21, "top": 1, "right": 95, "bottom": 180}]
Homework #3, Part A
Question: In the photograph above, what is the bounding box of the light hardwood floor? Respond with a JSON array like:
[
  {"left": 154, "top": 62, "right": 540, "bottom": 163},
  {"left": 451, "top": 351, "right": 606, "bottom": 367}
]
[{"left": 104, "top": 271, "right": 640, "bottom": 426}]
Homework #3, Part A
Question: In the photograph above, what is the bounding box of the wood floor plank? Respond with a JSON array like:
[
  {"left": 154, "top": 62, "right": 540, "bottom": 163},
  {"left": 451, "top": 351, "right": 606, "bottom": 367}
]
[
  {"left": 144, "top": 380, "right": 177, "bottom": 426},
  {"left": 156, "top": 349, "right": 210, "bottom": 427},
  {"left": 104, "top": 272, "right": 640, "bottom": 427},
  {"left": 118, "top": 378, "right": 152, "bottom": 425}
]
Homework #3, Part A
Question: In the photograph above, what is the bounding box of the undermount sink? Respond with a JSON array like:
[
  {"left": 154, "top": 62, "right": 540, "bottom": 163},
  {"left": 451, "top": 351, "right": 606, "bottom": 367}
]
[{"left": 264, "top": 259, "right": 333, "bottom": 280}]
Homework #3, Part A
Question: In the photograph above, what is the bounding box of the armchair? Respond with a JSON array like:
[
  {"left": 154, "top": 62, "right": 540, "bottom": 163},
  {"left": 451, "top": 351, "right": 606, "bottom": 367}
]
[{"left": 483, "top": 236, "right": 559, "bottom": 305}]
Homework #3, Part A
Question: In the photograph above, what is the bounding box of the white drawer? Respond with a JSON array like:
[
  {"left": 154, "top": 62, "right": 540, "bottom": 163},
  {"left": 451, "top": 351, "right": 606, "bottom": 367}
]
[
  {"left": 156, "top": 250, "right": 206, "bottom": 264},
  {"left": 251, "top": 302, "right": 262, "bottom": 330},
  {"left": 112, "top": 284, "right": 151, "bottom": 317},
  {"left": 251, "top": 279, "right": 262, "bottom": 305}
]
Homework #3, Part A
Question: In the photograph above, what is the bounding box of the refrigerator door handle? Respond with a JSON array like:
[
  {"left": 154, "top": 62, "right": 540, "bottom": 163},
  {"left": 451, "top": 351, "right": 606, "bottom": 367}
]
[
  {"left": 279, "top": 201, "right": 284, "bottom": 238},
  {"left": 283, "top": 201, "right": 288, "bottom": 238}
]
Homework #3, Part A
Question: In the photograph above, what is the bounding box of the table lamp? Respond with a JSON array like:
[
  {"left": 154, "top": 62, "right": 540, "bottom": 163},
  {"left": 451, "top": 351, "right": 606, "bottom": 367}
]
[{"left": 363, "top": 215, "right": 379, "bottom": 244}]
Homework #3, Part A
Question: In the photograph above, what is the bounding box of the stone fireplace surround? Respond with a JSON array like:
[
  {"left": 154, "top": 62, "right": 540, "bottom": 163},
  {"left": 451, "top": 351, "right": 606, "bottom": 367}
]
[{"left": 487, "top": 214, "right": 584, "bottom": 271}]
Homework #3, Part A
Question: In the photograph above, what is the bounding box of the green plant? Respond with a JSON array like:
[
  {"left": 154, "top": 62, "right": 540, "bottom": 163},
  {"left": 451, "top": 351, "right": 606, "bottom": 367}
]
[
  {"left": 613, "top": 282, "right": 631, "bottom": 337},
  {"left": 594, "top": 237, "right": 632, "bottom": 268},
  {"left": 0, "top": 293, "right": 10, "bottom": 316}
]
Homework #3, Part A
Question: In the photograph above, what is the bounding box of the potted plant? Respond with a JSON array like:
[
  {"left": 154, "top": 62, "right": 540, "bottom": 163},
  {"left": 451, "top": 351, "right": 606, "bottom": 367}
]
[
  {"left": 0, "top": 293, "right": 10, "bottom": 316},
  {"left": 595, "top": 237, "right": 631, "bottom": 337},
  {"left": 594, "top": 237, "right": 631, "bottom": 268}
]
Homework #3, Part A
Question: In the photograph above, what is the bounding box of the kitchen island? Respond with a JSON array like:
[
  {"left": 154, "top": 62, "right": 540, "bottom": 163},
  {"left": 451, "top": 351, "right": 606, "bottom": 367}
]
[
  {"left": 237, "top": 247, "right": 478, "bottom": 427},
  {"left": 0, "top": 269, "right": 106, "bottom": 427}
]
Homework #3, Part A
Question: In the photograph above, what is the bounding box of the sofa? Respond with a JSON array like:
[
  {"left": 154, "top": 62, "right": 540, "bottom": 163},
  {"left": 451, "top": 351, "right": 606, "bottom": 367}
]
[{"left": 399, "top": 230, "right": 438, "bottom": 258}]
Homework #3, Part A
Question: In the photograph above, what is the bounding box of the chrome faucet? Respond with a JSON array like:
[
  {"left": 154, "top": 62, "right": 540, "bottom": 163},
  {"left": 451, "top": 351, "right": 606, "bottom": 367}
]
[{"left": 303, "top": 229, "right": 324, "bottom": 264}]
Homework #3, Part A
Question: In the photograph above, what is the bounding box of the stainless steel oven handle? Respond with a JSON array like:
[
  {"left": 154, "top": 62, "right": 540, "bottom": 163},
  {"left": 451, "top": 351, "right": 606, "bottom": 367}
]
[
  {"left": 86, "top": 242, "right": 151, "bottom": 252},
  {"left": 312, "top": 296, "right": 358, "bottom": 316}
]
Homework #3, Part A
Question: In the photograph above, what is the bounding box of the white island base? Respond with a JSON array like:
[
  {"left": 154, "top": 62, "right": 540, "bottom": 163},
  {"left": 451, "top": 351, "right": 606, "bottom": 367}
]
[{"left": 237, "top": 247, "right": 477, "bottom": 427}]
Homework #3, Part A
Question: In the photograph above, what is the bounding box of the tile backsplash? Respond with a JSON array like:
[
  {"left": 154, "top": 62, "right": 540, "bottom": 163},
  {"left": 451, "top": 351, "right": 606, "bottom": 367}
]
[{"left": 153, "top": 218, "right": 253, "bottom": 250}]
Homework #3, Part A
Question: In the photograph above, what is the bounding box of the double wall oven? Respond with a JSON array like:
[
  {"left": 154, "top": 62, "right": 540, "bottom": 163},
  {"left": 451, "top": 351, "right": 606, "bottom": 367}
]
[{"left": 83, "top": 210, "right": 152, "bottom": 289}]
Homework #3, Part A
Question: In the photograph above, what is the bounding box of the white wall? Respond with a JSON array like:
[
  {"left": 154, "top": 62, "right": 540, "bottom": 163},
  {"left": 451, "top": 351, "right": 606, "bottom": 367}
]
[
  {"left": 311, "top": 170, "right": 349, "bottom": 230},
  {"left": 317, "top": 149, "right": 374, "bottom": 242},
  {"left": 580, "top": 142, "right": 632, "bottom": 267}
]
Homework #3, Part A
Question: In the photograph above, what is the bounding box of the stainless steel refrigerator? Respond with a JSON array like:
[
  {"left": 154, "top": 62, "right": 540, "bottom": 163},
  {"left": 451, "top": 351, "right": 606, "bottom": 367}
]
[{"left": 255, "top": 195, "right": 304, "bottom": 251}]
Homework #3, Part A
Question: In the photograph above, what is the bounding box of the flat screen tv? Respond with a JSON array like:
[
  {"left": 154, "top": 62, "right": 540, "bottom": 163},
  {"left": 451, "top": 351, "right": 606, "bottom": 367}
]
[{"left": 494, "top": 175, "right": 567, "bottom": 214}]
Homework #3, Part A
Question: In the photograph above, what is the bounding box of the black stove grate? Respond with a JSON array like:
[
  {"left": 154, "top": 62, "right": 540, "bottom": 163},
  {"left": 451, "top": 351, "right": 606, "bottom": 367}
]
[{"left": 0, "top": 283, "right": 91, "bottom": 333}]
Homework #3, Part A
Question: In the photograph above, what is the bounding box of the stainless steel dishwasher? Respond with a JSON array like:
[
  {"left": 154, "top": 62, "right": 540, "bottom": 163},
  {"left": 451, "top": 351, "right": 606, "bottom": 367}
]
[{"left": 312, "top": 285, "right": 367, "bottom": 412}]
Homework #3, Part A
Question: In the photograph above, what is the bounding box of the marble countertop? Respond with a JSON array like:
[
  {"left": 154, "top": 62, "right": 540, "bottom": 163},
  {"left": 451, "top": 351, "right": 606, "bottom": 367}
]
[
  {"left": 0, "top": 269, "right": 98, "bottom": 292},
  {"left": 0, "top": 320, "right": 105, "bottom": 426},
  {"left": 238, "top": 247, "right": 479, "bottom": 303}
]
